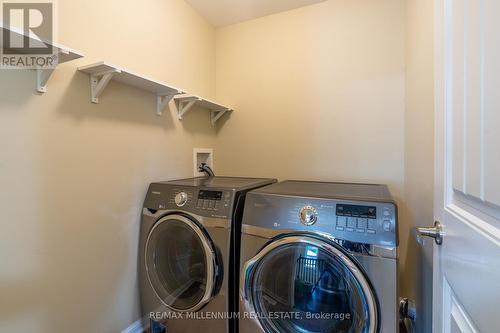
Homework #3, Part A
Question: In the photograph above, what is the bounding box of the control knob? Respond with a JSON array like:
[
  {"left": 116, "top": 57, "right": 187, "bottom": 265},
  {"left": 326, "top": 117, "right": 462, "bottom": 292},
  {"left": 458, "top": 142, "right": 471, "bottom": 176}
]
[
  {"left": 299, "top": 206, "right": 318, "bottom": 226},
  {"left": 174, "top": 192, "right": 188, "bottom": 207}
]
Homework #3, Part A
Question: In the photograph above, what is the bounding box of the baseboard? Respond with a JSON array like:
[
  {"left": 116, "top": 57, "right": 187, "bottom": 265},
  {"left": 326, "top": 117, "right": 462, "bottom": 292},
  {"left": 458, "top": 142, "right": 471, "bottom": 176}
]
[{"left": 121, "top": 318, "right": 148, "bottom": 333}]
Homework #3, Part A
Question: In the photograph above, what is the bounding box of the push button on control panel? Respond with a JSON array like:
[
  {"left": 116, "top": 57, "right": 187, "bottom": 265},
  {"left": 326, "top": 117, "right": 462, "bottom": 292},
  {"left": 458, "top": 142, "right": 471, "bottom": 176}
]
[
  {"left": 347, "top": 217, "right": 357, "bottom": 229},
  {"left": 357, "top": 218, "right": 368, "bottom": 229},
  {"left": 367, "top": 219, "right": 377, "bottom": 234},
  {"left": 383, "top": 220, "right": 392, "bottom": 232},
  {"left": 335, "top": 216, "right": 346, "bottom": 231},
  {"left": 336, "top": 216, "right": 347, "bottom": 227},
  {"left": 356, "top": 218, "right": 367, "bottom": 233},
  {"left": 346, "top": 217, "right": 357, "bottom": 232}
]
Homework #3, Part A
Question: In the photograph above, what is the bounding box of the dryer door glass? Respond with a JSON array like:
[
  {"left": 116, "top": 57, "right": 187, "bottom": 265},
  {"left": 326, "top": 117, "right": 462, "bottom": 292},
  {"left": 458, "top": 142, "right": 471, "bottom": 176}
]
[
  {"left": 248, "top": 236, "right": 377, "bottom": 333},
  {"left": 145, "top": 215, "right": 216, "bottom": 312}
]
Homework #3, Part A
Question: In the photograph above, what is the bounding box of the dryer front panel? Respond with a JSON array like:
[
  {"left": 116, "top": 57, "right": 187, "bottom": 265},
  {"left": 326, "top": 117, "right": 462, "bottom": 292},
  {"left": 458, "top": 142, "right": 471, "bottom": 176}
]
[
  {"left": 145, "top": 214, "right": 219, "bottom": 313},
  {"left": 241, "top": 235, "right": 378, "bottom": 333}
]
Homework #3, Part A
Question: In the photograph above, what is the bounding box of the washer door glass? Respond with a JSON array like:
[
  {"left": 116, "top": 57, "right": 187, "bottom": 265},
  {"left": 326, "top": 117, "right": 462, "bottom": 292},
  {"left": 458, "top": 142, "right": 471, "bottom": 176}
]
[
  {"left": 145, "top": 215, "right": 215, "bottom": 312},
  {"left": 249, "top": 237, "right": 377, "bottom": 333}
]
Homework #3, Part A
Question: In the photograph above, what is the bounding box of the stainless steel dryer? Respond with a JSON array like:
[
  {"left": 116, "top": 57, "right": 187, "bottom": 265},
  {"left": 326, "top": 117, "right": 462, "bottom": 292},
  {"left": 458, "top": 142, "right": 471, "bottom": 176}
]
[
  {"left": 239, "top": 180, "right": 398, "bottom": 333},
  {"left": 139, "top": 176, "right": 276, "bottom": 333}
]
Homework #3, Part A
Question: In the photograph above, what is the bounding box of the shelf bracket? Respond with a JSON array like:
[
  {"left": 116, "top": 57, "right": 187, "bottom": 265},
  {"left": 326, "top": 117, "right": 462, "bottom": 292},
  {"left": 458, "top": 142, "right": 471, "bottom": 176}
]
[
  {"left": 176, "top": 97, "right": 199, "bottom": 120},
  {"left": 35, "top": 48, "right": 73, "bottom": 93},
  {"left": 90, "top": 69, "right": 120, "bottom": 103},
  {"left": 210, "top": 109, "right": 229, "bottom": 126},
  {"left": 156, "top": 94, "right": 176, "bottom": 116},
  {"left": 55, "top": 48, "right": 70, "bottom": 64},
  {"left": 36, "top": 68, "right": 55, "bottom": 93}
]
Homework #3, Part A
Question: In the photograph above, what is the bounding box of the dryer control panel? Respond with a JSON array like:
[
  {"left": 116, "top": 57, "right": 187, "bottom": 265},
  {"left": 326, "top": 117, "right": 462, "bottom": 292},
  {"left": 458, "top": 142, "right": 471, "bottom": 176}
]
[{"left": 143, "top": 184, "right": 234, "bottom": 218}]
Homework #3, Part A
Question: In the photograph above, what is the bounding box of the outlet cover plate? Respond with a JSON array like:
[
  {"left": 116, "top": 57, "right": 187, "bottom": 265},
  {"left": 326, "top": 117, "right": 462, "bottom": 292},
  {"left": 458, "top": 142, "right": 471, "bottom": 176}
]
[{"left": 193, "top": 148, "right": 214, "bottom": 177}]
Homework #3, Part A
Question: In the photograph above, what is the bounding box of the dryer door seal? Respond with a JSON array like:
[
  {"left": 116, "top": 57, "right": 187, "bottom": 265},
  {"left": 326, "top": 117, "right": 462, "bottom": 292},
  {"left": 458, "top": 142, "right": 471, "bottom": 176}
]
[
  {"left": 241, "top": 235, "right": 378, "bottom": 333},
  {"left": 145, "top": 214, "right": 218, "bottom": 312}
]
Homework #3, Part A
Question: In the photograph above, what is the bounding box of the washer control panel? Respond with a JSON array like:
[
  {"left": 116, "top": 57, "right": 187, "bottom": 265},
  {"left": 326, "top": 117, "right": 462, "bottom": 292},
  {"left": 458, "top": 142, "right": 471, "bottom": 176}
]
[{"left": 245, "top": 194, "right": 398, "bottom": 247}]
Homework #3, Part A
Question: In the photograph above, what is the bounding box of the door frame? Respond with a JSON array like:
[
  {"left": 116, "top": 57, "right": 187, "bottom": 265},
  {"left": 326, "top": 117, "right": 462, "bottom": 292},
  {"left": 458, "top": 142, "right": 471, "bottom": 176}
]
[{"left": 433, "top": 0, "right": 446, "bottom": 328}]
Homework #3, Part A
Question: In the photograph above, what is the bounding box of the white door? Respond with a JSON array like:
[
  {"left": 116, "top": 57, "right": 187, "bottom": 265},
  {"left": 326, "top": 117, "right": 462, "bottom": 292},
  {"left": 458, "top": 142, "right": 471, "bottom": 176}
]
[{"left": 431, "top": 0, "right": 500, "bottom": 332}]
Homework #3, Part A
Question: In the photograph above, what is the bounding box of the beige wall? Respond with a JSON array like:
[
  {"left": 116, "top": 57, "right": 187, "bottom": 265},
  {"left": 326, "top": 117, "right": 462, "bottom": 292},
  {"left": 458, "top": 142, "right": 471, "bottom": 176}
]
[
  {"left": 214, "top": 0, "right": 405, "bottom": 198},
  {"left": 403, "top": 0, "right": 435, "bottom": 332},
  {"left": 0, "top": 0, "right": 216, "bottom": 332},
  {"left": 0, "top": 0, "right": 435, "bottom": 331}
]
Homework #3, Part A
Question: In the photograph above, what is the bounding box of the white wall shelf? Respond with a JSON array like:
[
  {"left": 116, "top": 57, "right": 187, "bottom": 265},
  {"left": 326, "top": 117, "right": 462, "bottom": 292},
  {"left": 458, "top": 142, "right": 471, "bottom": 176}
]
[
  {"left": 0, "top": 23, "right": 84, "bottom": 93},
  {"left": 174, "top": 95, "right": 232, "bottom": 126},
  {"left": 78, "top": 61, "right": 185, "bottom": 115}
]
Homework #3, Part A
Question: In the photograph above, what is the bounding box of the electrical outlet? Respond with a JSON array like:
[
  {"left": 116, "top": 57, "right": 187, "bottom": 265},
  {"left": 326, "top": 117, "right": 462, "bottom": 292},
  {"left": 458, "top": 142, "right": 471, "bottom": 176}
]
[{"left": 193, "top": 148, "right": 214, "bottom": 177}]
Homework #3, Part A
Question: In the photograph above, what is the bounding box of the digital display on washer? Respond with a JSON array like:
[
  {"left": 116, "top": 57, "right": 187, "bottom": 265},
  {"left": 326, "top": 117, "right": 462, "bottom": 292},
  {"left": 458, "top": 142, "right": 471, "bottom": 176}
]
[
  {"left": 198, "top": 190, "right": 223, "bottom": 201},
  {"left": 336, "top": 204, "right": 376, "bottom": 219}
]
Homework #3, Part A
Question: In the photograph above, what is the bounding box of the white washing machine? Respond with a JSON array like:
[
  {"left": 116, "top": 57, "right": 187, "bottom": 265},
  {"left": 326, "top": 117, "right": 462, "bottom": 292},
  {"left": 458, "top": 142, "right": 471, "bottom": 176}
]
[{"left": 239, "top": 180, "right": 398, "bottom": 333}]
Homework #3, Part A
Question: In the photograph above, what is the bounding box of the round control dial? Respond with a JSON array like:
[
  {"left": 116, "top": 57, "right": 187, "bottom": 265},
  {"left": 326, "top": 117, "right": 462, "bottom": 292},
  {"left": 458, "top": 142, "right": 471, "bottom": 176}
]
[
  {"left": 299, "top": 206, "right": 318, "bottom": 226},
  {"left": 174, "top": 192, "right": 188, "bottom": 207}
]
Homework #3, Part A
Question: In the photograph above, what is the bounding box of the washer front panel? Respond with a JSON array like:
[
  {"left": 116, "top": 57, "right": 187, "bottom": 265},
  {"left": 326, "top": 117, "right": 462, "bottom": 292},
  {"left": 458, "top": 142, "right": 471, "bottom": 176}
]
[
  {"left": 145, "top": 214, "right": 218, "bottom": 312},
  {"left": 242, "top": 235, "right": 378, "bottom": 333}
]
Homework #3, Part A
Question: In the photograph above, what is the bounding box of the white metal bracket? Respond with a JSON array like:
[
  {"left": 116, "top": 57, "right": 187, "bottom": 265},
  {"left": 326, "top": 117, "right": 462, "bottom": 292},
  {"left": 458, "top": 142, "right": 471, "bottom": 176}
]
[
  {"left": 36, "top": 68, "right": 55, "bottom": 93},
  {"left": 173, "top": 95, "right": 232, "bottom": 125},
  {"left": 156, "top": 94, "right": 175, "bottom": 116},
  {"left": 176, "top": 97, "right": 200, "bottom": 120},
  {"left": 55, "top": 48, "right": 70, "bottom": 63},
  {"left": 90, "top": 69, "right": 120, "bottom": 103},
  {"left": 35, "top": 49, "right": 70, "bottom": 93},
  {"left": 211, "top": 109, "right": 228, "bottom": 126}
]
